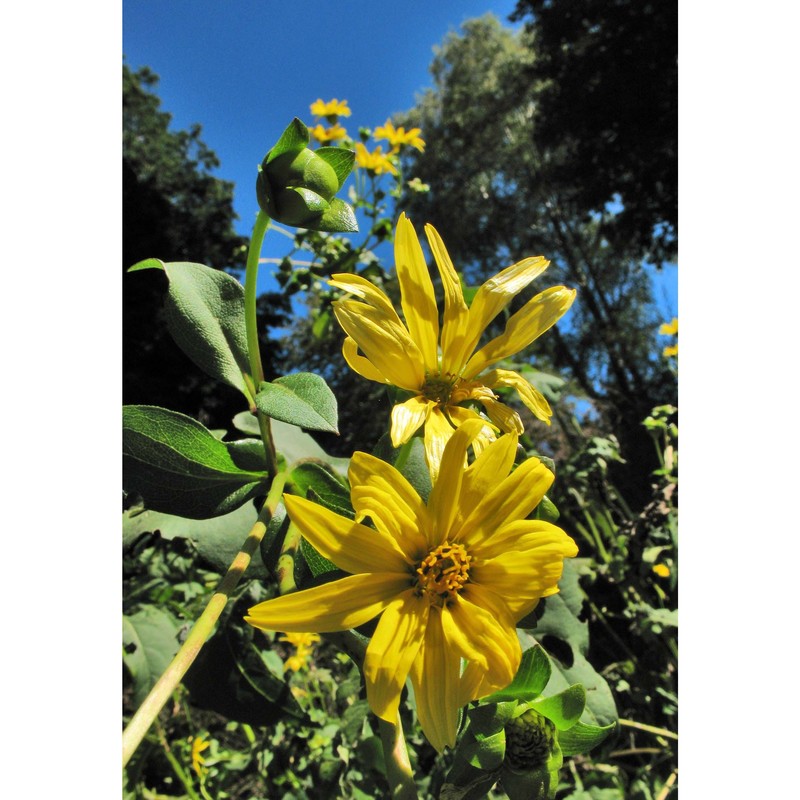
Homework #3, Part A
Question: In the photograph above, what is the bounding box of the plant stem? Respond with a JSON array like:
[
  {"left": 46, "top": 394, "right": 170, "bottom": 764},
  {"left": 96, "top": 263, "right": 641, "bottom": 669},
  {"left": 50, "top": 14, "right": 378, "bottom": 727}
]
[
  {"left": 122, "top": 473, "right": 286, "bottom": 768},
  {"left": 618, "top": 718, "right": 678, "bottom": 741},
  {"left": 154, "top": 720, "right": 202, "bottom": 800},
  {"left": 378, "top": 716, "right": 419, "bottom": 800},
  {"left": 244, "top": 209, "right": 279, "bottom": 476}
]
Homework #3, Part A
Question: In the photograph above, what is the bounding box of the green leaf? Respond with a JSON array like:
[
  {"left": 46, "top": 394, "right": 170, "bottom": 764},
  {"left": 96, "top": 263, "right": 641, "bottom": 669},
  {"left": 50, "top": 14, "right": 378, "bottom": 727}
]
[
  {"left": 225, "top": 438, "right": 269, "bottom": 472},
  {"left": 312, "top": 309, "right": 331, "bottom": 339},
  {"left": 130, "top": 260, "right": 251, "bottom": 397},
  {"left": 270, "top": 419, "right": 350, "bottom": 476},
  {"left": 123, "top": 606, "right": 181, "bottom": 707},
  {"left": 300, "top": 534, "right": 340, "bottom": 578},
  {"left": 485, "top": 645, "right": 552, "bottom": 702},
  {"left": 232, "top": 410, "right": 261, "bottom": 436},
  {"left": 123, "top": 405, "right": 269, "bottom": 519},
  {"left": 317, "top": 197, "right": 359, "bottom": 233},
  {"left": 529, "top": 684, "right": 586, "bottom": 730},
  {"left": 533, "top": 495, "right": 560, "bottom": 523},
  {"left": 265, "top": 118, "right": 309, "bottom": 163},
  {"left": 255, "top": 373, "right": 339, "bottom": 433},
  {"left": 290, "top": 462, "right": 352, "bottom": 516},
  {"left": 557, "top": 720, "right": 616, "bottom": 757},
  {"left": 122, "top": 500, "right": 267, "bottom": 578},
  {"left": 314, "top": 147, "right": 356, "bottom": 189},
  {"left": 519, "top": 560, "right": 618, "bottom": 727},
  {"left": 373, "top": 435, "right": 432, "bottom": 503}
]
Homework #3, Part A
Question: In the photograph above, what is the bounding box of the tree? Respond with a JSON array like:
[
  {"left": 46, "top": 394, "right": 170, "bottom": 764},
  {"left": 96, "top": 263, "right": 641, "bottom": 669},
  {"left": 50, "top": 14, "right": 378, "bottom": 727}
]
[
  {"left": 123, "top": 64, "right": 289, "bottom": 428},
  {"left": 397, "top": 15, "right": 675, "bottom": 505},
  {"left": 510, "top": 0, "right": 677, "bottom": 263}
]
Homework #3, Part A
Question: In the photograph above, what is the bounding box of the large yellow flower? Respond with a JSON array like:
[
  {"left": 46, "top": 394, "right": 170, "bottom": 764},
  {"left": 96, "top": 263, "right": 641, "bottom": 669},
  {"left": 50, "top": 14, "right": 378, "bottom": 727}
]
[
  {"left": 330, "top": 213, "right": 576, "bottom": 477},
  {"left": 245, "top": 420, "right": 578, "bottom": 751}
]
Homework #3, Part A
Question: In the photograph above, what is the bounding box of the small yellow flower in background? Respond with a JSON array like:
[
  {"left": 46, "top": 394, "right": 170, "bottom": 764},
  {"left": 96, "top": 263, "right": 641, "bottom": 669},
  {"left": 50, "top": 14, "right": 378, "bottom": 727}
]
[
  {"left": 246, "top": 420, "right": 578, "bottom": 752},
  {"left": 652, "top": 564, "right": 671, "bottom": 578},
  {"left": 659, "top": 317, "right": 678, "bottom": 336},
  {"left": 310, "top": 123, "right": 348, "bottom": 143},
  {"left": 659, "top": 317, "right": 678, "bottom": 359},
  {"left": 310, "top": 97, "right": 352, "bottom": 118},
  {"left": 329, "top": 213, "right": 576, "bottom": 477},
  {"left": 279, "top": 631, "right": 320, "bottom": 672},
  {"left": 374, "top": 119, "right": 426, "bottom": 153},
  {"left": 354, "top": 142, "right": 398, "bottom": 175},
  {"left": 191, "top": 735, "right": 210, "bottom": 776}
]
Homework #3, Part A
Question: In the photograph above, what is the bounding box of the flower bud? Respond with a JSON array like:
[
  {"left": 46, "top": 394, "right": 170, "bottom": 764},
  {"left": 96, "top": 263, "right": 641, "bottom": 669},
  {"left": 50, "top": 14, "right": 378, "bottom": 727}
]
[{"left": 256, "top": 118, "right": 358, "bottom": 233}]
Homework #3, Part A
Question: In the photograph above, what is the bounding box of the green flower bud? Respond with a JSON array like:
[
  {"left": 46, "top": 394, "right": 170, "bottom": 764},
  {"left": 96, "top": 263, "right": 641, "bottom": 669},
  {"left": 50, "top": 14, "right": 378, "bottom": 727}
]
[
  {"left": 504, "top": 708, "right": 557, "bottom": 772},
  {"left": 256, "top": 118, "right": 358, "bottom": 233}
]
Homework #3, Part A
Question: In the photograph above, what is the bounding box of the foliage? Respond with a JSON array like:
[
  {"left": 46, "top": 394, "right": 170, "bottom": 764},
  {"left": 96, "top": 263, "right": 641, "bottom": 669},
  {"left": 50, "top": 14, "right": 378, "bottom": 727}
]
[{"left": 510, "top": 0, "right": 677, "bottom": 263}]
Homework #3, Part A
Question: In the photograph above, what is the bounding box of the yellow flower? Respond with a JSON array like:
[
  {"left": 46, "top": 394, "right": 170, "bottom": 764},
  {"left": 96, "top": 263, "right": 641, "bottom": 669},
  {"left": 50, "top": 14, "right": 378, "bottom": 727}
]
[
  {"left": 373, "top": 119, "right": 426, "bottom": 153},
  {"left": 658, "top": 317, "right": 678, "bottom": 336},
  {"left": 354, "top": 142, "right": 398, "bottom": 175},
  {"left": 652, "top": 563, "right": 671, "bottom": 578},
  {"left": 245, "top": 420, "right": 578, "bottom": 751},
  {"left": 191, "top": 735, "right": 210, "bottom": 776},
  {"left": 330, "top": 213, "right": 576, "bottom": 477},
  {"left": 310, "top": 97, "right": 352, "bottom": 118},
  {"left": 279, "top": 631, "right": 321, "bottom": 672},
  {"left": 310, "top": 123, "right": 347, "bottom": 143},
  {"left": 662, "top": 344, "right": 678, "bottom": 359}
]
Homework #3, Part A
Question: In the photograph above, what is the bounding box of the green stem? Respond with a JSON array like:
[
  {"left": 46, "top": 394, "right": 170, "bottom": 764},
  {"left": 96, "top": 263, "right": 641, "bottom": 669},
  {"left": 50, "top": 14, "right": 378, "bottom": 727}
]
[
  {"left": 122, "top": 473, "right": 287, "bottom": 768},
  {"left": 618, "top": 718, "right": 678, "bottom": 741},
  {"left": 378, "top": 717, "right": 419, "bottom": 800},
  {"left": 154, "top": 721, "right": 202, "bottom": 800},
  {"left": 244, "top": 209, "right": 279, "bottom": 476}
]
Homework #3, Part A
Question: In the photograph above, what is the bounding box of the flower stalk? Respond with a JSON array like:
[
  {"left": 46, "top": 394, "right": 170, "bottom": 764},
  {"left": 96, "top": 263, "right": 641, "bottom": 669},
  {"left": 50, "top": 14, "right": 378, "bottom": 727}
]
[
  {"left": 378, "top": 717, "right": 419, "bottom": 800},
  {"left": 122, "top": 472, "right": 287, "bottom": 767}
]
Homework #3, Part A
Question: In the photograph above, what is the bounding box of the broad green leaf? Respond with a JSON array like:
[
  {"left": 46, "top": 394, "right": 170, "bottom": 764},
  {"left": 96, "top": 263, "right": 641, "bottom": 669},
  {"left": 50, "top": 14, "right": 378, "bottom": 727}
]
[
  {"left": 529, "top": 684, "right": 586, "bottom": 730},
  {"left": 123, "top": 606, "right": 181, "bottom": 707},
  {"left": 290, "top": 462, "right": 352, "bottom": 516},
  {"left": 225, "top": 438, "right": 269, "bottom": 472},
  {"left": 123, "top": 406, "right": 269, "bottom": 519},
  {"left": 128, "top": 259, "right": 250, "bottom": 397},
  {"left": 300, "top": 535, "right": 340, "bottom": 578},
  {"left": 315, "top": 147, "right": 356, "bottom": 189},
  {"left": 255, "top": 373, "right": 339, "bottom": 433},
  {"left": 122, "top": 500, "right": 267, "bottom": 578},
  {"left": 265, "top": 118, "right": 309, "bottom": 163},
  {"left": 270, "top": 419, "right": 350, "bottom": 476},
  {"left": 373, "top": 434, "right": 432, "bottom": 503},
  {"left": 232, "top": 410, "right": 261, "bottom": 436},
  {"left": 485, "top": 645, "right": 552, "bottom": 702},
  {"left": 519, "top": 560, "right": 618, "bottom": 727},
  {"left": 533, "top": 495, "right": 560, "bottom": 523},
  {"left": 557, "top": 720, "right": 616, "bottom": 757},
  {"left": 183, "top": 612, "right": 304, "bottom": 725}
]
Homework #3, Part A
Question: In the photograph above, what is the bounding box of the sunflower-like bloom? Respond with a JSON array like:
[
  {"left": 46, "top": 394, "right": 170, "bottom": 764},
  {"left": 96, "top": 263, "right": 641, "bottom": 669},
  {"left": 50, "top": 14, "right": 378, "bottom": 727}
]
[
  {"left": 354, "top": 142, "right": 398, "bottom": 175},
  {"left": 374, "top": 119, "right": 426, "bottom": 153},
  {"left": 310, "top": 123, "right": 347, "bottom": 143},
  {"left": 191, "top": 736, "right": 210, "bottom": 776},
  {"left": 310, "top": 97, "right": 352, "bottom": 118},
  {"left": 279, "top": 631, "right": 321, "bottom": 672},
  {"left": 246, "top": 420, "right": 578, "bottom": 751},
  {"left": 330, "top": 213, "right": 576, "bottom": 476}
]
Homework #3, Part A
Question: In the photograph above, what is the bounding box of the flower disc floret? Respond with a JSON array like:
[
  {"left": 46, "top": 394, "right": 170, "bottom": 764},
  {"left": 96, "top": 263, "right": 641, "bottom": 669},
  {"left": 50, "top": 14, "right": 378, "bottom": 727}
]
[{"left": 414, "top": 542, "right": 471, "bottom": 606}]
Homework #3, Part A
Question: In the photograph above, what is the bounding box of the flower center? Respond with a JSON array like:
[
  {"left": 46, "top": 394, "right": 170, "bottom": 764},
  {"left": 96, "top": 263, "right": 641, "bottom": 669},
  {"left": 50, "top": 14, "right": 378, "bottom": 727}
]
[
  {"left": 414, "top": 542, "right": 471, "bottom": 606},
  {"left": 421, "top": 373, "right": 457, "bottom": 405}
]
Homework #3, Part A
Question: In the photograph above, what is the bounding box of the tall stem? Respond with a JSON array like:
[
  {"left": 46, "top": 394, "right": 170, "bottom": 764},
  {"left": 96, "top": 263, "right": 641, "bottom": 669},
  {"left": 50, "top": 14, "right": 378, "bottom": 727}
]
[
  {"left": 244, "top": 209, "right": 278, "bottom": 475},
  {"left": 378, "top": 717, "right": 419, "bottom": 800},
  {"left": 122, "top": 473, "right": 286, "bottom": 767}
]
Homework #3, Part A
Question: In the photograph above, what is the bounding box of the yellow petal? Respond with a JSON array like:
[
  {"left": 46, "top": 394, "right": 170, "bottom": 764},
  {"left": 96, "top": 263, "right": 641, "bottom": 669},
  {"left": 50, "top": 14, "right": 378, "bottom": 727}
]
[
  {"left": 447, "top": 405, "right": 498, "bottom": 455},
  {"left": 348, "top": 451, "right": 431, "bottom": 558},
  {"left": 423, "top": 406, "right": 456, "bottom": 485},
  {"left": 475, "top": 519, "right": 578, "bottom": 561},
  {"left": 424, "top": 223, "right": 470, "bottom": 375},
  {"left": 428, "top": 418, "right": 486, "bottom": 544},
  {"left": 333, "top": 301, "right": 425, "bottom": 391},
  {"left": 456, "top": 432, "right": 518, "bottom": 525},
  {"left": 441, "top": 585, "right": 520, "bottom": 690},
  {"left": 454, "top": 256, "right": 551, "bottom": 369},
  {"left": 390, "top": 396, "right": 434, "bottom": 447},
  {"left": 477, "top": 394, "right": 524, "bottom": 435},
  {"left": 245, "top": 573, "right": 410, "bottom": 633},
  {"left": 456, "top": 457, "right": 555, "bottom": 549},
  {"left": 395, "top": 214, "right": 439, "bottom": 372},
  {"left": 284, "top": 494, "right": 411, "bottom": 573},
  {"left": 364, "top": 590, "right": 429, "bottom": 722},
  {"left": 482, "top": 368, "right": 553, "bottom": 423},
  {"left": 458, "top": 660, "right": 498, "bottom": 707},
  {"left": 329, "top": 273, "right": 401, "bottom": 320},
  {"left": 342, "top": 337, "right": 392, "bottom": 385},
  {"left": 464, "top": 286, "right": 577, "bottom": 378},
  {"left": 410, "top": 607, "right": 461, "bottom": 751}
]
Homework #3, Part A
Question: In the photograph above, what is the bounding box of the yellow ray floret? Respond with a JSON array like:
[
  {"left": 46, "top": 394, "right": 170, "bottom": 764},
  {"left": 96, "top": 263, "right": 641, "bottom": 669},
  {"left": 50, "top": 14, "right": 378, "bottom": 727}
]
[
  {"left": 329, "top": 213, "right": 576, "bottom": 477},
  {"left": 245, "top": 420, "right": 578, "bottom": 752}
]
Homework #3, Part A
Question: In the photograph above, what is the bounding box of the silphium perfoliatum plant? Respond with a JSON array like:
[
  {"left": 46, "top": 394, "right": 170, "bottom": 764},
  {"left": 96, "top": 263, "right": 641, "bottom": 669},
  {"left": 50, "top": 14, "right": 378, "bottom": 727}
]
[
  {"left": 256, "top": 117, "right": 358, "bottom": 232},
  {"left": 440, "top": 644, "right": 616, "bottom": 800}
]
